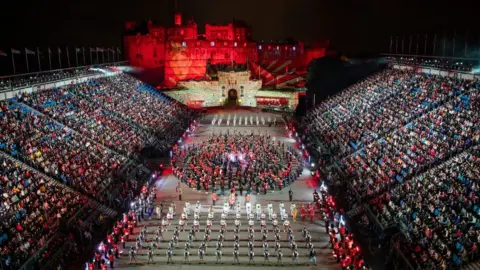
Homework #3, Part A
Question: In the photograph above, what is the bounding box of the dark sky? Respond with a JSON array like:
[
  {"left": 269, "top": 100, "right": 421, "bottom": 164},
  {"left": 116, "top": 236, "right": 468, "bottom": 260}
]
[{"left": 1, "top": 0, "right": 478, "bottom": 55}]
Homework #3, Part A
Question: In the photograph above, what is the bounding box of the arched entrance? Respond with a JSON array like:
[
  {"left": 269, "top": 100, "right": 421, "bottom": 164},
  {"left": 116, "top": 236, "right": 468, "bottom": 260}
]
[{"left": 225, "top": 89, "right": 238, "bottom": 106}]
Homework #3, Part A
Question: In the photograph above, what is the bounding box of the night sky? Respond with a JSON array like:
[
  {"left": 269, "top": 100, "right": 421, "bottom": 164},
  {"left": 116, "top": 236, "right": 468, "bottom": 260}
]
[{"left": 2, "top": 0, "right": 478, "bottom": 56}]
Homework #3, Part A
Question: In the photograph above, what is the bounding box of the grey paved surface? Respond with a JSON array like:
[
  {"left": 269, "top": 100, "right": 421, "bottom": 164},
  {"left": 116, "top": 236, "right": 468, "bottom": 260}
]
[{"left": 115, "top": 108, "right": 340, "bottom": 269}]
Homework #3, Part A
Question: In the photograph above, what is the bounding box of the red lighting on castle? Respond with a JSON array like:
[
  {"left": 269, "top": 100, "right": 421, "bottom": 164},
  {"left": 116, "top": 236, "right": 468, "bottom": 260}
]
[{"left": 123, "top": 10, "right": 328, "bottom": 88}]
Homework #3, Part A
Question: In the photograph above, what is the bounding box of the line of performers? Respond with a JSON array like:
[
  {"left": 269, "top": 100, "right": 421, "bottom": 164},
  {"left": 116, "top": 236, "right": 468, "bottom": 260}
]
[
  {"left": 156, "top": 199, "right": 317, "bottom": 233},
  {"left": 128, "top": 201, "right": 317, "bottom": 265}
]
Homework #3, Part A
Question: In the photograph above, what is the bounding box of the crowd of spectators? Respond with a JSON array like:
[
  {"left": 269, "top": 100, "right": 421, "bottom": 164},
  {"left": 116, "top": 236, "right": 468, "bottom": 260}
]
[
  {"left": 0, "top": 72, "right": 197, "bottom": 268},
  {"left": 301, "top": 68, "right": 480, "bottom": 268},
  {"left": 0, "top": 69, "right": 101, "bottom": 91},
  {"left": 0, "top": 155, "right": 90, "bottom": 269}
]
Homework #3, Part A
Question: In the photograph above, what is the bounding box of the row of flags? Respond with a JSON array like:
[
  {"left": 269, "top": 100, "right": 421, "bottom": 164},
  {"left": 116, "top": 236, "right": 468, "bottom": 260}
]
[{"left": 0, "top": 47, "right": 122, "bottom": 74}]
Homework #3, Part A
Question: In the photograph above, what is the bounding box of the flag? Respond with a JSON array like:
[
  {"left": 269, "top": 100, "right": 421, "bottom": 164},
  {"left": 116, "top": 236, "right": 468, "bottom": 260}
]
[
  {"left": 48, "top": 47, "right": 52, "bottom": 54},
  {"left": 25, "top": 48, "right": 35, "bottom": 55},
  {"left": 96, "top": 47, "right": 103, "bottom": 52},
  {"left": 58, "top": 47, "right": 62, "bottom": 54},
  {"left": 11, "top": 48, "right": 20, "bottom": 54},
  {"left": 0, "top": 50, "right": 6, "bottom": 57},
  {"left": 117, "top": 47, "right": 121, "bottom": 54},
  {"left": 76, "top": 48, "right": 81, "bottom": 53},
  {"left": 90, "top": 47, "right": 95, "bottom": 52}
]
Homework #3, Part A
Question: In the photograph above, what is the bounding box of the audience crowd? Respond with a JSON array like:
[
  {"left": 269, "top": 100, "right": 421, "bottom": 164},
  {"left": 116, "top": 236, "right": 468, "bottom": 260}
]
[
  {"left": 0, "top": 69, "right": 101, "bottom": 91},
  {"left": 0, "top": 72, "right": 196, "bottom": 268},
  {"left": 302, "top": 69, "right": 480, "bottom": 268},
  {"left": 0, "top": 155, "right": 90, "bottom": 269}
]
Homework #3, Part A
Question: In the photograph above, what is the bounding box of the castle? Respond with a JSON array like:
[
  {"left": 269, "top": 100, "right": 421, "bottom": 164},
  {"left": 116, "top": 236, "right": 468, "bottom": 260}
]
[{"left": 124, "top": 10, "right": 328, "bottom": 109}]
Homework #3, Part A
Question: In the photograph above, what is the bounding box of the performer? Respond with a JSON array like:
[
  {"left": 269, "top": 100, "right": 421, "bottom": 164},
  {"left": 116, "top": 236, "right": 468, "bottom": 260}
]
[
  {"left": 233, "top": 250, "right": 240, "bottom": 264},
  {"left": 308, "top": 204, "right": 315, "bottom": 221},
  {"left": 129, "top": 247, "right": 137, "bottom": 263},
  {"left": 185, "top": 201, "right": 191, "bottom": 215},
  {"left": 309, "top": 248, "right": 317, "bottom": 265},
  {"left": 279, "top": 202, "right": 285, "bottom": 221},
  {"left": 292, "top": 250, "right": 299, "bottom": 265},
  {"left": 291, "top": 204, "right": 297, "bottom": 221},
  {"left": 147, "top": 247, "right": 154, "bottom": 263},
  {"left": 246, "top": 201, "right": 252, "bottom": 216},
  {"left": 267, "top": 202, "right": 273, "bottom": 220},
  {"left": 166, "top": 247, "right": 173, "bottom": 264},
  {"left": 215, "top": 248, "right": 222, "bottom": 263},
  {"left": 156, "top": 204, "right": 162, "bottom": 219},
  {"left": 248, "top": 218, "right": 254, "bottom": 228},
  {"left": 300, "top": 204, "right": 307, "bottom": 221},
  {"left": 249, "top": 250, "right": 255, "bottom": 264},
  {"left": 264, "top": 250, "right": 270, "bottom": 264},
  {"left": 184, "top": 247, "right": 190, "bottom": 263},
  {"left": 277, "top": 249, "right": 283, "bottom": 264},
  {"left": 283, "top": 218, "right": 290, "bottom": 232},
  {"left": 198, "top": 247, "right": 205, "bottom": 264},
  {"left": 256, "top": 203, "right": 262, "bottom": 220}
]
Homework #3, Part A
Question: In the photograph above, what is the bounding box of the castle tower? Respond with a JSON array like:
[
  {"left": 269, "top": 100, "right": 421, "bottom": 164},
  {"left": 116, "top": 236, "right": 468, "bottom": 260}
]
[{"left": 174, "top": 0, "right": 182, "bottom": 26}]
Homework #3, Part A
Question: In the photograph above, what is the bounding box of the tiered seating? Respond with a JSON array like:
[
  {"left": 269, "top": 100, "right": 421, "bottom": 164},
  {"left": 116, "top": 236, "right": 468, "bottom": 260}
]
[
  {"left": 0, "top": 102, "right": 126, "bottom": 197},
  {"left": 69, "top": 75, "right": 191, "bottom": 136},
  {"left": 19, "top": 88, "right": 151, "bottom": 157},
  {"left": 305, "top": 70, "right": 474, "bottom": 163},
  {"left": 0, "top": 155, "right": 88, "bottom": 269},
  {"left": 382, "top": 149, "right": 480, "bottom": 269},
  {"left": 344, "top": 90, "right": 480, "bottom": 200},
  {"left": 304, "top": 68, "right": 480, "bottom": 268}
]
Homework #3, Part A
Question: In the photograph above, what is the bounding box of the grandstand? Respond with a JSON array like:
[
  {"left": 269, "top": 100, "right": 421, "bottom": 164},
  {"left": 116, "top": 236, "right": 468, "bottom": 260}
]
[
  {"left": 301, "top": 63, "right": 480, "bottom": 269},
  {"left": 0, "top": 69, "right": 198, "bottom": 269}
]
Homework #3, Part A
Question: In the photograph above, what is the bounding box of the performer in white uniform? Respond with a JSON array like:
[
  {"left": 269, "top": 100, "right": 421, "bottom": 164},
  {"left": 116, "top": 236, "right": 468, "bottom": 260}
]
[
  {"left": 256, "top": 203, "right": 262, "bottom": 220},
  {"left": 279, "top": 202, "right": 285, "bottom": 221},
  {"left": 246, "top": 202, "right": 252, "bottom": 216},
  {"left": 267, "top": 202, "right": 273, "bottom": 220}
]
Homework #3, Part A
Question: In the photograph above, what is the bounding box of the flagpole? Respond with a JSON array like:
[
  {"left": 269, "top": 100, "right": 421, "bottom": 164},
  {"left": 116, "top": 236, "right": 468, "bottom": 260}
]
[
  {"left": 12, "top": 52, "right": 16, "bottom": 74},
  {"left": 58, "top": 47, "right": 62, "bottom": 69},
  {"left": 48, "top": 47, "right": 52, "bottom": 70},
  {"left": 83, "top": 48, "right": 86, "bottom": 65},
  {"left": 408, "top": 35, "right": 412, "bottom": 54},
  {"left": 433, "top": 34, "right": 437, "bottom": 55},
  {"left": 75, "top": 48, "right": 79, "bottom": 67},
  {"left": 37, "top": 47, "right": 42, "bottom": 71},
  {"left": 66, "top": 47, "right": 71, "bottom": 67},
  {"left": 107, "top": 49, "right": 110, "bottom": 62},
  {"left": 25, "top": 48, "right": 30, "bottom": 73},
  {"left": 90, "top": 48, "right": 93, "bottom": 65},
  {"left": 401, "top": 36, "right": 404, "bottom": 53},
  {"left": 102, "top": 48, "right": 105, "bottom": 63},
  {"left": 443, "top": 33, "right": 446, "bottom": 57},
  {"left": 452, "top": 30, "right": 456, "bottom": 57},
  {"left": 415, "top": 34, "right": 419, "bottom": 56},
  {"left": 389, "top": 36, "right": 392, "bottom": 54},
  {"left": 464, "top": 31, "right": 468, "bottom": 57},
  {"left": 96, "top": 49, "right": 99, "bottom": 64},
  {"left": 424, "top": 34, "right": 427, "bottom": 55}
]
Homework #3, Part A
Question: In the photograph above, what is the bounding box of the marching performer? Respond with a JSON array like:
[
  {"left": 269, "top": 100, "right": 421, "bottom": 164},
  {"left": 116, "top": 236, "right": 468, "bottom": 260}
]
[
  {"left": 291, "top": 203, "right": 297, "bottom": 221},
  {"left": 256, "top": 203, "right": 262, "bottom": 220},
  {"left": 279, "top": 202, "right": 285, "bottom": 221},
  {"left": 246, "top": 201, "right": 252, "bottom": 216},
  {"left": 267, "top": 202, "right": 273, "bottom": 220}
]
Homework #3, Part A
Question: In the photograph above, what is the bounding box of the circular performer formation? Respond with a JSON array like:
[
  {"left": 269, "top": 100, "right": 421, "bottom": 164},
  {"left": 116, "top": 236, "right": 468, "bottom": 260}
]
[{"left": 172, "top": 132, "right": 303, "bottom": 194}]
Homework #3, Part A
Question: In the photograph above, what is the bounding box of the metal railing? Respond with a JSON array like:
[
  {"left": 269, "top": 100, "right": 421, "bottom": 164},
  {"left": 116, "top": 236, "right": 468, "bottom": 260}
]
[{"left": 0, "top": 61, "right": 128, "bottom": 93}]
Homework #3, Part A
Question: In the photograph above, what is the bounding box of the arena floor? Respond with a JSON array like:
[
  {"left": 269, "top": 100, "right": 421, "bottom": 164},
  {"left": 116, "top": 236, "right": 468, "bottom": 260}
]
[{"left": 115, "top": 107, "right": 339, "bottom": 269}]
